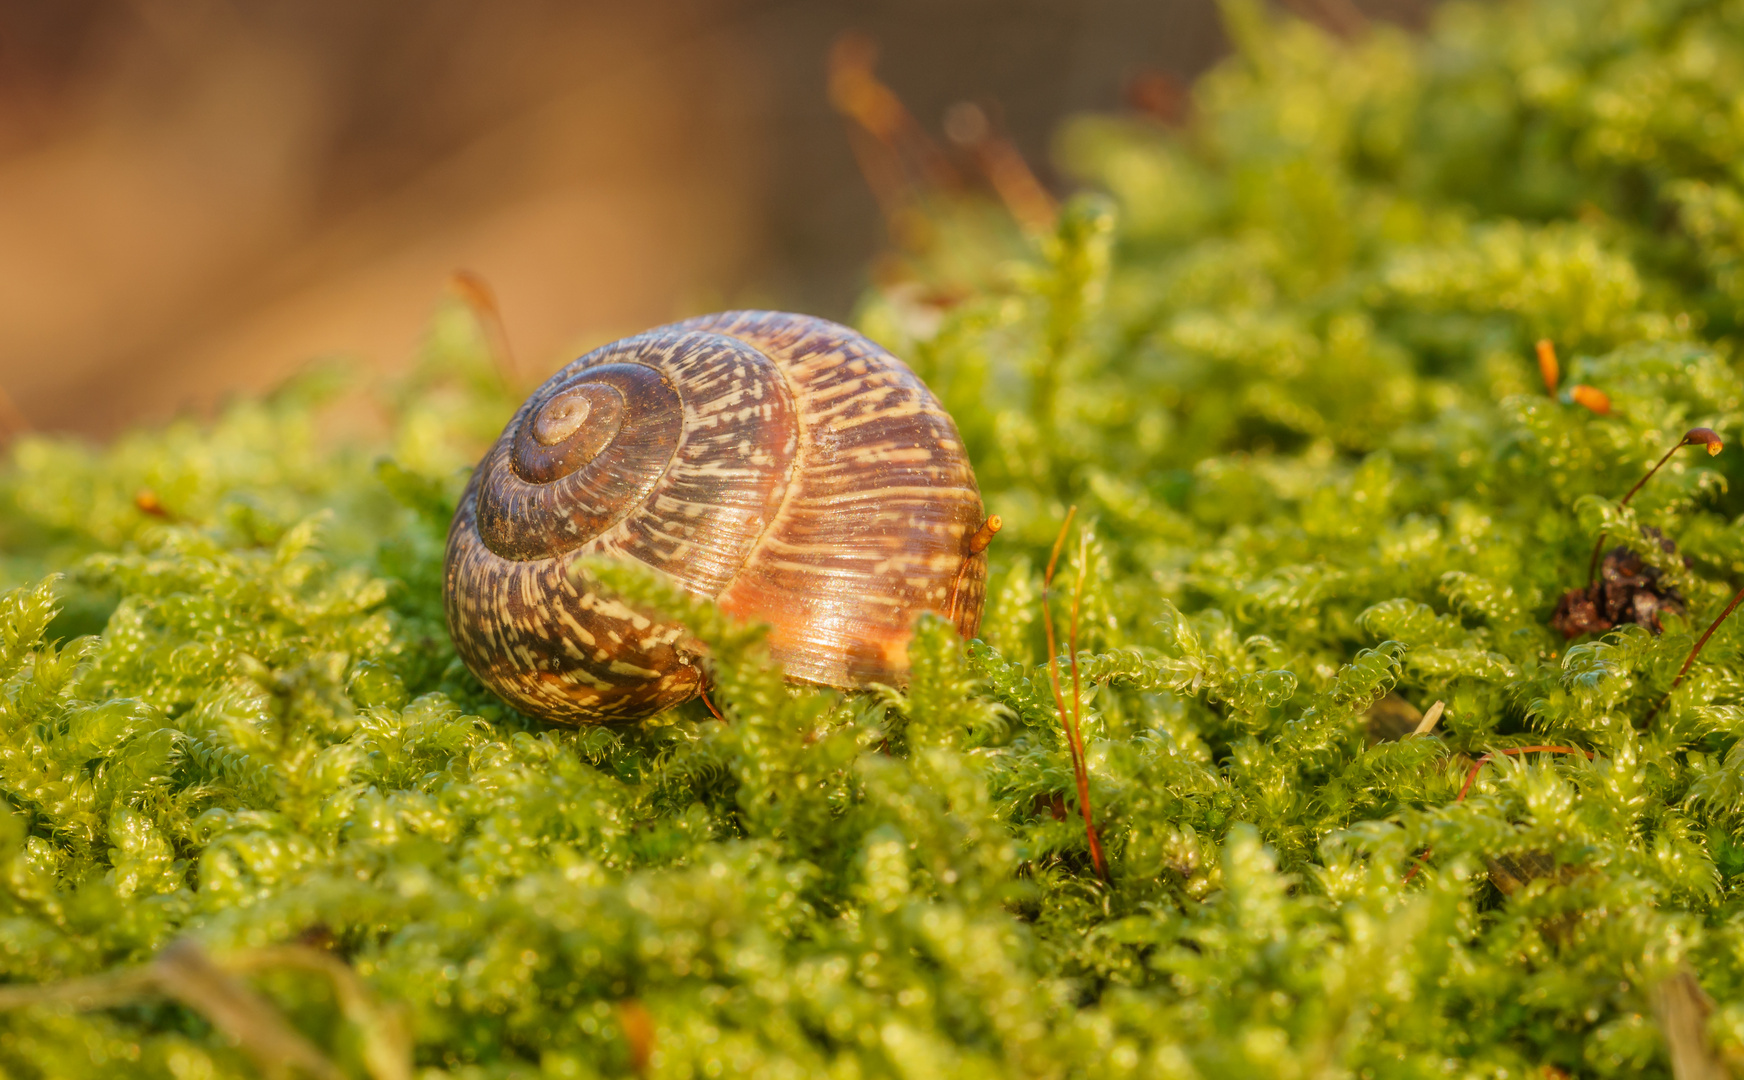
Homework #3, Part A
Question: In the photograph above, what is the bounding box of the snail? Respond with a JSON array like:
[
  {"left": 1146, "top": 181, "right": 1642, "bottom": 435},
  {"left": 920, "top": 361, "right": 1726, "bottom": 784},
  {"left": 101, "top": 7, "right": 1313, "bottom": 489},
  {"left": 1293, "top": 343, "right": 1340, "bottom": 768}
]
[{"left": 443, "top": 310, "right": 994, "bottom": 724}]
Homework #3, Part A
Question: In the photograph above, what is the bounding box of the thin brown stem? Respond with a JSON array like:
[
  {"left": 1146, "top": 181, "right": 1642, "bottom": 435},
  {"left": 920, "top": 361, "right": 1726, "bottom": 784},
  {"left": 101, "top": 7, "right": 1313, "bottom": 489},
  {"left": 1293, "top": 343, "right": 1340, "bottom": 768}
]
[
  {"left": 1040, "top": 506, "right": 1077, "bottom": 777},
  {"left": 1586, "top": 430, "right": 1722, "bottom": 589},
  {"left": 1041, "top": 506, "right": 1105, "bottom": 879},
  {"left": 450, "top": 271, "right": 519, "bottom": 390},
  {"left": 1646, "top": 581, "right": 1744, "bottom": 724},
  {"left": 827, "top": 32, "right": 961, "bottom": 212},
  {"left": 1403, "top": 746, "right": 1592, "bottom": 884},
  {"left": 699, "top": 688, "right": 726, "bottom": 723},
  {"left": 1068, "top": 527, "right": 1107, "bottom": 880}
]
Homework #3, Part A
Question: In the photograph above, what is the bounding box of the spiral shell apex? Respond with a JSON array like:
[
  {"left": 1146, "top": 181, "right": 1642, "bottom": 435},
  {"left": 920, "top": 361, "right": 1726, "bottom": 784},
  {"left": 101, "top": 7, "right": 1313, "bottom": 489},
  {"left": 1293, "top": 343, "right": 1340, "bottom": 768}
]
[{"left": 443, "top": 310, "right": 988, "bottom": 724}]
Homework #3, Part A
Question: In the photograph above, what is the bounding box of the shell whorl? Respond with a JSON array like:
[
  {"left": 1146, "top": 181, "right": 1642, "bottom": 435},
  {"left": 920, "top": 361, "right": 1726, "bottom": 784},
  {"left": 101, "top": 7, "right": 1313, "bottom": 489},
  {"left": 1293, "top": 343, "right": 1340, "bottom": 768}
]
[{"left": 444, "top": 311, "right": 987, "bottom": 724}]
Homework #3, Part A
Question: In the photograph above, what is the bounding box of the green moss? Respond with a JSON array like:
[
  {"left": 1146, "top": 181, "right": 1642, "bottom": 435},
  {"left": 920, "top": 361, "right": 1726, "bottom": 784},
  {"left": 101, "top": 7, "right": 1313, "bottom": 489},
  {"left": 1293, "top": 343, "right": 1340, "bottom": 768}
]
[{"left": 11, "top": 0, "right": 1744, "bottom": 1074}]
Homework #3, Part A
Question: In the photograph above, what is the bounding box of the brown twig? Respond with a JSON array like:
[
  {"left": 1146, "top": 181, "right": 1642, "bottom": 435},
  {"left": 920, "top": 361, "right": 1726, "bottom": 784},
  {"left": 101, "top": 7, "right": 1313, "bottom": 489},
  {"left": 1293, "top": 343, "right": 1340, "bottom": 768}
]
[
  {"left": 1586, "top": 428, "right": 1723, "bottom": 590},
  {"left": 1041, "top": 506, "right": 1107, "bottom": 880},
  {"left": 0, "top": 940, "right": 349, "bottom": 1080},
  {"left": 1403, "top": 746, "right": 1593, "bottom": 884}
]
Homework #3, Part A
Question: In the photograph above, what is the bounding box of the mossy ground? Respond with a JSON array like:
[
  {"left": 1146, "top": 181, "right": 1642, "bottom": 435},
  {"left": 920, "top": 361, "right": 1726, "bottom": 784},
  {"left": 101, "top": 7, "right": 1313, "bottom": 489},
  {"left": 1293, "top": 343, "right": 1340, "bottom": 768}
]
[{"left": 8, "top": 0, "right": 1744, "bottom": 1075}]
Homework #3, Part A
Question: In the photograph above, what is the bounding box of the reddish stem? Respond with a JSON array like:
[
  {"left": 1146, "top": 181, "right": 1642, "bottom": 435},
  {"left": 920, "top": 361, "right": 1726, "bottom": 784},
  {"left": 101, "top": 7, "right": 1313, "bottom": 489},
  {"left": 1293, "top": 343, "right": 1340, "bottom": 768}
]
[
  {"left": 699, "top": 688, "right": 725, "bottom": 723},
  {"left": 1041, "top": 507, "right": 1107, "bottom": 880},
  {"left": 1403, "top": 746, "right": 1593, "bottom": 884},
  {"left": 1067, "top": 527, "right": 1107, "bottom": 879},
  {"left": 449, "top": 271, "right": 519, "bottom": 390},
  {"left": 1587, "top": 440, "right": 1684, "bottom": 588},
  {"left": 1645, "top": 580, "right": 1744, "bottom": 723},
  {"left": 1585, "top": 430, "right": 1721, "bottom": 589}
]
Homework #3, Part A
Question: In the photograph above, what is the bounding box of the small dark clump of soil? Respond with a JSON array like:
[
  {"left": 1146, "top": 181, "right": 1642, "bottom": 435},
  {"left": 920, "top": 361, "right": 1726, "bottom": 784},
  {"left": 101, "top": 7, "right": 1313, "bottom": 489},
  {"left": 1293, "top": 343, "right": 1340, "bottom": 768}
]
[{"left": 1551, "top": 528, "right": 1686, "bottom": 638}]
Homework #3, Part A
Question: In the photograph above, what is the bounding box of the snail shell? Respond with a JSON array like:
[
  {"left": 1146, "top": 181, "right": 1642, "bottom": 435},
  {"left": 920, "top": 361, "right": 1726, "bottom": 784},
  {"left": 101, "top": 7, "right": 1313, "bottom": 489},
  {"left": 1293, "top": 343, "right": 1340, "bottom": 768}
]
[{"left": 443, "top": 310, "right": 987, "bottom": 724}]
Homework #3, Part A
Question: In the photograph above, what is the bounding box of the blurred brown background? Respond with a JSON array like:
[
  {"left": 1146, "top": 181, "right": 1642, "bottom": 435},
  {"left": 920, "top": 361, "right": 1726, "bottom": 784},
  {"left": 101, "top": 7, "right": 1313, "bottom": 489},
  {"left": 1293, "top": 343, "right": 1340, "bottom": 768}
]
[{"left": 0, "top": 0, "right": 1422, "bottom": 438}]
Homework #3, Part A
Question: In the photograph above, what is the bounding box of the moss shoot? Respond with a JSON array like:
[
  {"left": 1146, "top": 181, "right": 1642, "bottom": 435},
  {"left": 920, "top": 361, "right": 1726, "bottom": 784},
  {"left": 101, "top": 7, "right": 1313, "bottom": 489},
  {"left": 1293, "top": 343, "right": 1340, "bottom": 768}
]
[{"left": 9, "top": 0, "right": 1744, "bottom": 1075}]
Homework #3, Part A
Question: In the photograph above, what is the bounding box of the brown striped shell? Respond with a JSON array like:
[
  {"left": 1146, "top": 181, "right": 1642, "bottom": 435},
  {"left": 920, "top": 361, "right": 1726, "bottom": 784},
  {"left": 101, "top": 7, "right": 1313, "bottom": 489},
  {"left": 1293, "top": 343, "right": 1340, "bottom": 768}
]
[{"left": 443, "top": 310, "right": 988, "bottom": 724}]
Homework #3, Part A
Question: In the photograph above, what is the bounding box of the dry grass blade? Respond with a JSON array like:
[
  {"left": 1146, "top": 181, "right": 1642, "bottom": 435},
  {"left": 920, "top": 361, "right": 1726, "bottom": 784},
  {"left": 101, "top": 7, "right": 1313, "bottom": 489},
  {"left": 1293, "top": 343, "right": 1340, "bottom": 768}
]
[
  {"left": 1652, "top": 967, "right": 1730, "bottom": 1080},
  {"left": 0, "top": 938, "right": 415, "bottom": 1080},
  {"left": 0, "top": 968, "right": 157, "bottom": 1011},
  {"left": 147, "top": 940, "right": 345, "bottom": 1080},
  {"left": 1410, "top": 700, "right": 1446, "bottom": 737},
  {"left": 229, "top": 945, "right": 414, "bottom": 1080},
  {"left": 1040, "top": 506, "right": 1107, "bottom": 880}
]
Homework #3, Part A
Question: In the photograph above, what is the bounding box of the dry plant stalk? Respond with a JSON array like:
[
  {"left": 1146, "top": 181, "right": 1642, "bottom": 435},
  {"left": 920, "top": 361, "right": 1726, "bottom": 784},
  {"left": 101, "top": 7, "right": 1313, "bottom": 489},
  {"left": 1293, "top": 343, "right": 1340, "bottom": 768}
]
[
  {"left": 1040, "top": 506, "right": 1108, "bottom": 880},
  {"left": 0, "top": 939, "right": 412, "bottom": 1080},
  {"left": 1652, "top": 967, "right": 1731, "bottom": 1080},
  {"left": 827, "top": 32, "right": 959, "bottom": 229}
]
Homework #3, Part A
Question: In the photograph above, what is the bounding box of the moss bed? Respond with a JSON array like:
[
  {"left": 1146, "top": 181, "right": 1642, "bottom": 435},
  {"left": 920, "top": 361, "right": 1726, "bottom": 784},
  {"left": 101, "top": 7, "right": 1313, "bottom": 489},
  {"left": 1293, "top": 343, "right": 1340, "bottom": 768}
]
[{"left": 10, "top": 0, "right": 1744, "bottom": 1075}]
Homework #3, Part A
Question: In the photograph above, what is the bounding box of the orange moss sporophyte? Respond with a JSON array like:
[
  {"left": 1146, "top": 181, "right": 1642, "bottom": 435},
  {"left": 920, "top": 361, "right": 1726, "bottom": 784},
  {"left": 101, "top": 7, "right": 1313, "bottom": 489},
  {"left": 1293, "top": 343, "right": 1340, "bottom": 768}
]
[{"left": 1537, "top": 340, "right": 1613, "bottom": 415}]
